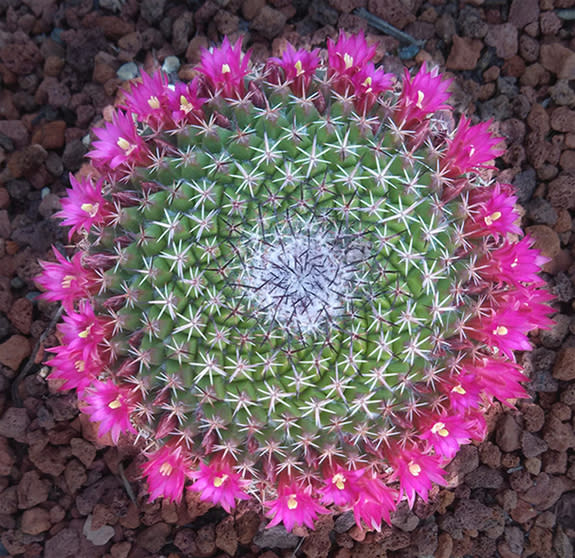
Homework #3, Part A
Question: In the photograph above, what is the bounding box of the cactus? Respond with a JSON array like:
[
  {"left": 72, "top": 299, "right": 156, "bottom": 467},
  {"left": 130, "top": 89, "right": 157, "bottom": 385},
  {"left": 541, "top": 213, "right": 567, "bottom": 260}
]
[{"left": 37, "top": 34, "right": 553, "bottom": 532}]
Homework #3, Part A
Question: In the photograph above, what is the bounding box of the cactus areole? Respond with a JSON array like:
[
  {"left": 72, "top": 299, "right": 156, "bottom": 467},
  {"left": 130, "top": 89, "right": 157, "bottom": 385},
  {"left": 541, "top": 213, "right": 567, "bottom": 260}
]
[{"left": 37, "top": 35, "right": 553, "bottom": 531}]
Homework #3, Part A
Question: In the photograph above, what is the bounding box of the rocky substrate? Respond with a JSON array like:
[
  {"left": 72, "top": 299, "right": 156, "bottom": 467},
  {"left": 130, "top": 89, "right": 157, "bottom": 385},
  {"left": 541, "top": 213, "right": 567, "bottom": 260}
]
[{"left": 0, "top": 0, "right": 575, "bottom": 556}]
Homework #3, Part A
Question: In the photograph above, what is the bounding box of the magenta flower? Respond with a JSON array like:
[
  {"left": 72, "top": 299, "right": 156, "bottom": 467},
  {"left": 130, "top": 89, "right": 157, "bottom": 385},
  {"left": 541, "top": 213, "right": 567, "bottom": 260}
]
[
  {"left": 462, "top": 358, "right": 529, "bottom": 405},
  {"left": 89, "top": 110, "right": 149, "bottom": 170},
  {"left": 268, "top": 42, "right": 321, "bottom": 96},
  {"left": 320, "top": 465, "right": 365, "bottom": 507},
  {"left": 167, "top": 79, "right": 206, "bottom": 126},
  {"left": 36, "top": 249, "right": 97, "bottom": 310},
  {"left": 350, "top": 63, "right": 394, "bottom": 113},
  {"left": 465, "top": 182, "right": 522, "bottom": 239},
  {"left": 121, "top": 71, "right": 171, "bottom": 130},
  {"left": 327, "top": 32, "right": 376, "bottom": 81},
  {"left": 54, "top": 174, "right": 108, "bottom": 239},
  {"left": 266, "top": 479, "right": 329, "bottom": 532},
  {"left": 507, "top": 287, "right": 555, "bottom": 331},
  {"left": 418, "top": 413, "right": 472, "bottom": 460},
  {"left": 45, "top": 345, "right": 101, "bottom": 392},
  {"left": 442, "top": 373, "right": 483, "bottom": 412},
  {"left": 389, "top": 446, "right": 446, "bottom": 508},
  {"left": 441, "top": 116, "right": 504, "bottom": 177},
  {"left": 477, "top": 237, "right": 547, "bottom": 288},
  {"left": 197, "top": 37, "right": 250, "bottom": 98},
  {"left": 142, "top": 444, "right": 189, "bottom": 503},
  {"left": 81, "top": 380, "right": 137, "bottom": 443},
  {"left": 352, "top": 474, "right": 397, "bottom": 531},
  {"left": 394, "top": 64, "right": 452, "bottom": 132},
  {"left": 188, "top": 455, "right": 250, "bottom": 512},
  {"left": 57, "top": 301, "right": 107, "bottom": 360}
]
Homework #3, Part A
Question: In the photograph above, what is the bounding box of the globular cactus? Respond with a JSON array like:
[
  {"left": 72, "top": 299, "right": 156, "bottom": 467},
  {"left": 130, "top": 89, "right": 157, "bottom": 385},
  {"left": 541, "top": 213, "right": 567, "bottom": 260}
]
[{"left": 37, "top": 33, "right": 553, "bottom": 532}]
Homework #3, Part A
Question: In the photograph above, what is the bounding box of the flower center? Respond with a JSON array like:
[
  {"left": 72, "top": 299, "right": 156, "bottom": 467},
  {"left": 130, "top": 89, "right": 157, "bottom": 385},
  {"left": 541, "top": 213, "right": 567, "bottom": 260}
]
[
  {"left": 408, "top": 462, "right": 421, "bottom": 476},
  {"left": 287, "top": 494, "right": 298, "bottom": 509},
  {"left": 159, "top": 462, "right": 173, "bottom": 476},
  {"left": 213, "top": 474, "right": 228, "bottom": 487},
  {"left": 431, "top": 421, "right": 449, "bottom": 437},
  {"left": 332, "top": 473, "right": 346, "bottom": 490},
  {"left": 108, "top": 397, "right": 122, "bottom": 409}
]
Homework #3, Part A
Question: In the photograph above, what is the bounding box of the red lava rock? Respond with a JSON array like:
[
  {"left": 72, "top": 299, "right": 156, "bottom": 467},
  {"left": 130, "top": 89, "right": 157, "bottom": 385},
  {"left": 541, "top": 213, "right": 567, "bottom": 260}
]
[
  {"left": 485, "top": 23, "right": 518, "bottom": 59},
  {"left": 521, "top": 402, "right": 545, "bottom": 432},
  {"left": 548, "top": 173, "right": 575, "bottom": 210},
  {"left": 465, "top": 465, "right": 504, "bottom": 489},
  {"left": 560, "top": 150, "right": 575, "bottom": 171},
  {"left": 44, "top": 55, "right": 65, "bottom": 77},
  {"left": 540, "top": 12, "right": 562, "bottom": 36},
  {"left": 135, "top": 522, "right": 171, "bottom": 554},
  {"left": 524, "top": 225, "right": 561, "bottom": 272},
  {"left": 543, "top": 415, "right": 575, "bottom": 452},
  {"left": 92, "top": 16, "right": 136, "bottom": 41},
  {"left": 0, "top": 120, "right": 29, "bottom": 149},
  {"left": 21, "top": 506, "right": 52, "bottom": 535},
  {"left": 0, "top": 406, "right": 30, "bottom": 443},
  {"left": 522, "top": 473, "right": 570, "bottom": 511},
  {"left": 70, "top": 437, "right": 97, "bottom": 468},
  {"left": 7, "top": 144, "right": 48, "bottom": 179},
  {"left": 0, "top": 436, "right": 15, "bottom": 475},
  {"left": 215, "top": 516, "right": 238, "bottom": 557},
  {"left": 17, "top": 470, "right": 50, "bottom": 509},
  {"left": 521, "top": 431, "right": 548, "bottom": 458},
  {"left": 527, "top": 103, "right": 550, "bottom": 137},
  {"left": 0, "top": 34, "right": 43, "bottom": 75},
  {"left": 509, "top": 0, "right": 539, "bottom": 29},
  {"left": 540, "top": 43, "right": 575, "bottom": 79},
  {"left": 446, "top": 35, "right": 483, "bottom": 70},
  {"left": 0, "top": 485, "right": 18, "bottom": 514},
  {"left": 242, "top": 0, "right": 266, "bottom": 20},
  {"left": 495, "top": 414, "right": 522, "bottom": 452},
  {"left": 550, "top": 107, "right": 575, "bottom": 133},
  {"left": 250, "top": 6, "right": 287, "bottom": 40},
  {"left": 366, "top": 0, "right": 415, "bottom": 29},
  {"left": 195, "top": 523, "right": 216, "bottom": 557},
  {"left": 64, "top": 458, "right": 87, "bottom": 494},
  {"left": 44, "top": 527, "right": 80, "bottom": 558},
  {"left": 553, "top": 347, "right": 575, "bottom": 381},
  {"left": 110, "top": 541, "right": 132, "bottom": 558},
  {"left": 8, "top": 297, "right": 33, "bottom": 335},
  {"left": 31, "top": 120, "right": 67, "bottom": 150},
  {"left": 235, "top": 501, "right": 262, "bottom": 545}
]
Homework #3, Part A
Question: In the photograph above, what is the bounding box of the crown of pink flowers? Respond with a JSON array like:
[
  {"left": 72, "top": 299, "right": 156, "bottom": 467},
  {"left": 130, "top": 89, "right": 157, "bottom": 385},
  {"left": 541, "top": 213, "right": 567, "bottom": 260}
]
[{"left": 37, "top": 32, "right": 553, "bottom": 533}]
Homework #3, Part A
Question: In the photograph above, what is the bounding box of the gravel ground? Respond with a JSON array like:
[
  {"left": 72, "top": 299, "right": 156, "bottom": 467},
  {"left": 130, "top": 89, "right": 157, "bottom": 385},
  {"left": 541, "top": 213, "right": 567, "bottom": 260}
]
[{"left": 0, "top": 0, "right": 575, "bottom": 557}]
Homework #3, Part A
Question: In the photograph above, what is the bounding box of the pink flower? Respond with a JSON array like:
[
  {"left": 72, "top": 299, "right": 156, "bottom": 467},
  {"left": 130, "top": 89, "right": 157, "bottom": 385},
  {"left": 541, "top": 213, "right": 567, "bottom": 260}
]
[
  {"left": 441, "top": 374, "right": 482, "bottom": 412},
  {"left": 388, "top": 446, "right": 446, "bottom": 508},
  {"left": 36, "top": 248, "right": 97, "bottom": 309},
  {"left": 320, "top": 465, "right": 365, "bottom": 507},
  {"left": 268, "top": 42, "right": 321, "bottom": 96},
  {"left": 45, "top": 345, "right": 101, "bottom": 392},
  {"left": 266, "top": 478, "right": 329, "bottom": 532},
  {"left": 121, "top": 70, "right": 171, "bottom": 130},
  {"left": 188, "top": 455, "right": 250, "bottom": 512},
  {"left": 167, "top": 79, "right": 206, "bottom": 126},
  {"left": 327, "top": 32, "right": 376, "bottom": 81},
  {"left": 465, "top": 182, "right": 521, "bottom": 239},
  {"left": 441, "top": 116, "right": 504, "bottom": 177},
  {"left": 462, "top": 358, "right": 529, "bottom": 405},
  {"left": 352, "top": 473, "right": 397, "bottom": 530},
  {"left": 465, "top": 306, "right": 532, "bottom": 360},
  {"left": 57, "top": 302, "right": 107, "bottom": 360},
  {"left": 350, "top": 63, "right": 394, "bottom": 113},
  {"left": 477, "top": 237, "right": 547, "bottom": 288},
  {"left": 81, "top": 380, "right": 137, "bottom": 443},
  {"left": 197, "top": 37, "right": 251, "bottom": 98},
  {"left": 54, "top": 174, "right": 108, "bottom": 239},
  {"left": 394, "top": 63, "right": 452, "bottom": 131},
  {"left": 89, "top": 110, "right": 149, "bottom": 170},
  {"left": 142, "top": 444, "right": 190, "bottom": 503},
  {"left": 417, "top": 413, "right": 472, "bottom": 459},
  {"left": 506, "top": 287, "right": 555, "bottom": 331}
]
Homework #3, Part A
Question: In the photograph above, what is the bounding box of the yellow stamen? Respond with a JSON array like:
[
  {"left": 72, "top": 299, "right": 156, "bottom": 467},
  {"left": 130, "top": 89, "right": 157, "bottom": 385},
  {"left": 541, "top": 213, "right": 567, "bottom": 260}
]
[
  {"left": 108, "top": 398, "right": 122, "bottom": 409},
  {"left": 180, "top": 95, "right": 193, "bottom": 114},
  {"left": 431, "top": 422, "right": 449, "bottom": 437},
  {"left": 213, "top": 474, "right": 228, "bottom": 488},
  {"left": 332, "top": 473, "right": 346, "bottom": 490},
  {"left": 511, "top": 257, "right": 518, "bottom": 268},
  {"left": 78, "top": 324, "right": 92, "bottom": 338},
  {"left": 61, "top": 275, "right": 74, "bottom": 289},
  {"left": 416, "top": 90, "right": 425, "bottom": 109},
  {"left": 362, "top": 76, "right": 372, "bottom": 88},
  {"left": 408, "top": 462, "right": 421, "bottom": 476},
  {"left": 344, "top": 53, "right": 353, "bottom": 69},
  {"left": 221, "top": 63, "right": 231, "bottom": 74},
  {"left": 147, "top": 96, "right": 160, "bottom": 109},
  {"left": 484, "top": 211, "right": 502, "bottom": 226},
  {"left": 469, "top": 146, "right": 475, "bottom": 157},
  {"left": 117, "top": 137, "right": 132, "bottom": 152},
  {"left": 159, "top": 462, "right": 173, "bottom": 476},
  {"left": 452, "top": 385, "right": 466, "bottom": 395},
  {"left": 81, "top": 203, "right": 99, "bottom": 217},
  {"left": 493, "top": 326, "right": 508, "bottom": 336},
  {"left": 294, "top": 60, "right": 304, "bottom": 76},
  {"left": 74, "top": 360, "right": 85, "bottom": 372},
  {"left": 287, "top": 494, "right": 298, "bottom": 510}
]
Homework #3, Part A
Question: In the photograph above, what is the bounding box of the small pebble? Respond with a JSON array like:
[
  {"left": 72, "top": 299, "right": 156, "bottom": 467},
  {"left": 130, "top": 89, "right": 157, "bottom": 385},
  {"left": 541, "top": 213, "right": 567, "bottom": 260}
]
[{"left": 116, "top": 62, "right": 139, "bottom": 81}]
